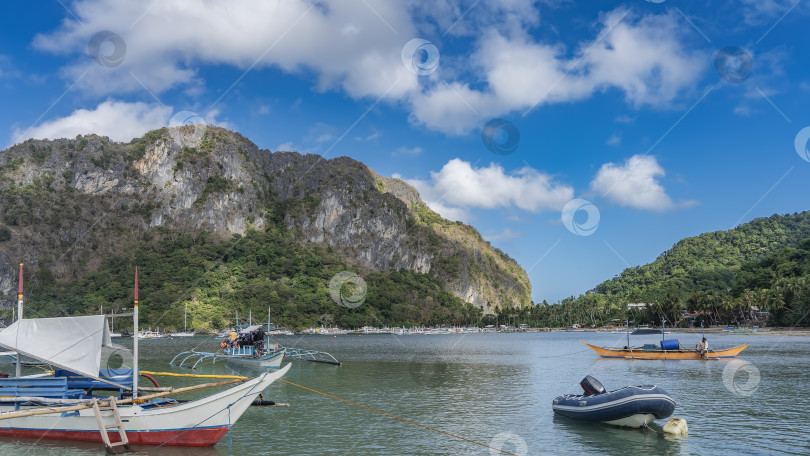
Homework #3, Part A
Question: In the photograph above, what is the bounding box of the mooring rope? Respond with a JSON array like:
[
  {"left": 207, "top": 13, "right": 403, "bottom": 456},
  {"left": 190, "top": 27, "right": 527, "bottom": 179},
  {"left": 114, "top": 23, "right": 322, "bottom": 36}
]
[{"left": 279, "top": 379, "right": 517, "bottom": 456}]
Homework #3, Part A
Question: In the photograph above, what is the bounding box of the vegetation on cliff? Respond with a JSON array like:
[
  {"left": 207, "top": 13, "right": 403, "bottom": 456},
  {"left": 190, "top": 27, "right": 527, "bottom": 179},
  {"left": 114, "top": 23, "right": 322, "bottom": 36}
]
[{"left": 0, "top": 127, "right": 523, "bottom": 329}]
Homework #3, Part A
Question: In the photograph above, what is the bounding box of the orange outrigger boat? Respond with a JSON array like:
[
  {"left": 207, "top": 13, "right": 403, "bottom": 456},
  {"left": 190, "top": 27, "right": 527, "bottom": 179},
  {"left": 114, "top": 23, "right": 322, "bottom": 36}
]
[{"left": 582, "top": 341, "right": 749, "bottom": 360}]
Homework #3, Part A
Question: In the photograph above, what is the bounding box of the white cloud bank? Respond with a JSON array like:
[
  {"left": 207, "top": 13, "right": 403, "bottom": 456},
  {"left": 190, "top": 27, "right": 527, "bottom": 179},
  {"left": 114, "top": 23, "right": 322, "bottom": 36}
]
[
  {"left": 11, "top": 100, "right": 230, "bottom": 145},
  {"left": 399, "top": 159, "right": 574, "bottom": 221},
  {"left": 33, "top": 0, "right": 419, "bottom": 100},
  {"left": 590, "top": 155, "right": 696, "bottom": 211},
  {"left": 30, "top": 2, "right": 707, "bottom": 136},
  {"left": 409, "top": 10, "right": 707, "bottom": 134}
]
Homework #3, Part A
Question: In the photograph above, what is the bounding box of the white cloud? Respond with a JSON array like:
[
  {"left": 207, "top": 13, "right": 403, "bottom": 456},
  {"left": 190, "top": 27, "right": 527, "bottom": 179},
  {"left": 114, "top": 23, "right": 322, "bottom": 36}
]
[
  {"left": 403, "top": 159, "right": 573, "bottom": 220},
  {"left": 606, "top": 133, "right": 621, "bottom": 146},
  {"left": 275, "top": 142, "right": 297, "bottom": 152},
  {"left": 394, "top": 146, "right": 423, "bottom": 156},
  {"left": 739, "top": 0, "right": 802, "bottom": 26},
  {"left": 590, "top": 155, "right": 695, "bottom": 211},
  {"left": 11, "top": 100, "right": 231, "bottom": 146},
  {"left": 32, "top": 3, "right": 707, "bottom": 136},
  {"left": 33, "top": 0, "right": 418, "bottom": 100},
  {"left": 11, "top": 100, "right": 172, "bottom": 144},
  {"left": 484, "top": 228, "right": 523, "bottom": 242},
  {"left": 355, "top": 130, "right": 381, "bottom": 142},
  {"left": 409, "top": 9, "right": 707, "bottom": 134}
]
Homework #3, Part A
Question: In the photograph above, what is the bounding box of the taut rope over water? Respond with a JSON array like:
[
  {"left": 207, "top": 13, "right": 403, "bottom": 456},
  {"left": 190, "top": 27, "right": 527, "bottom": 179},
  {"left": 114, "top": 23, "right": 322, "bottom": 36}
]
[{"left": 280, "top": 379, "right": 518, "bottom": 456}]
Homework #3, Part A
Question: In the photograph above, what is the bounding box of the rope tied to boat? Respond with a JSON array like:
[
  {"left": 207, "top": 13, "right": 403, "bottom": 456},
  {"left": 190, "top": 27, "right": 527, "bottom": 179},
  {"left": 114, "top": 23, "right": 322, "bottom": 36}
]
[{"left": 279, "top": 379, "right": 519, "bottom": 456}]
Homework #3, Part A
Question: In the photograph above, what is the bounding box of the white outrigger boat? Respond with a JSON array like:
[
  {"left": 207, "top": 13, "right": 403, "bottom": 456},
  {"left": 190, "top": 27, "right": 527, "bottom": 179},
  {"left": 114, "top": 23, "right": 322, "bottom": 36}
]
[
  {"left": 0, "top": 265, "right": 290, "bottom": 450},
  {"left": 172, "top": 311, "right": 340, "bottom": 370}
]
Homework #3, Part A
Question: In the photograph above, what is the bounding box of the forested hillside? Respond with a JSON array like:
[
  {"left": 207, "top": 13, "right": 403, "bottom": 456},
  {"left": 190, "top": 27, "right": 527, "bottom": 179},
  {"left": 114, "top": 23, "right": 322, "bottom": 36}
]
[{"left": 516, "top": 212, "right": 810, "bottom": 328}]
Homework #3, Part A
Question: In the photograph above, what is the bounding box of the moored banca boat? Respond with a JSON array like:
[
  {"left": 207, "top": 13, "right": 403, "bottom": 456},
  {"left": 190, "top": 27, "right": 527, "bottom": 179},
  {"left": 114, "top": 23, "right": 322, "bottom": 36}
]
[
  {"left": 581, "top": 340, "right": 748, "bottom": 360},
  {"left": 553, "top": 376, "right": 676, "bottom": 428}
]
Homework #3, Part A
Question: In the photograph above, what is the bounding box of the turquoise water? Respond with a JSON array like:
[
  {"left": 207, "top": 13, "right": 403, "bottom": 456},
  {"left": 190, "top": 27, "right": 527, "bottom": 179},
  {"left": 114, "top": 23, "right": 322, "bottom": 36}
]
[{"left": 1, "top": 331, "right": 809, "bottom": 455}]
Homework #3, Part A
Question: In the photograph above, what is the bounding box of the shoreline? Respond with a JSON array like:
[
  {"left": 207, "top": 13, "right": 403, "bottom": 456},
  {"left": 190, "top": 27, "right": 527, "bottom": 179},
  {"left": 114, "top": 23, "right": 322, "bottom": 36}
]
[{"left": 541, "top": 327, "right": 810, "bottom": 337}]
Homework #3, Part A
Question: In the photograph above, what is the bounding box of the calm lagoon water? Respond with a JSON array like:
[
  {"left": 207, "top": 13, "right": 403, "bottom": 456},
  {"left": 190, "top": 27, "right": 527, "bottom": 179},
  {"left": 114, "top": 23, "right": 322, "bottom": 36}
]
[{"left": 1, "top": 331, "right": 809, "bottom": 455}]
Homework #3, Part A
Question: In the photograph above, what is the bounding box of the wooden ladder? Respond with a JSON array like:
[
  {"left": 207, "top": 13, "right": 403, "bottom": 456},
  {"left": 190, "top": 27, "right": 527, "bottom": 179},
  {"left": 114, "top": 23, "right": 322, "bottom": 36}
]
[{"left": 92, "top": 397, "right": 130, "bottom": 454}]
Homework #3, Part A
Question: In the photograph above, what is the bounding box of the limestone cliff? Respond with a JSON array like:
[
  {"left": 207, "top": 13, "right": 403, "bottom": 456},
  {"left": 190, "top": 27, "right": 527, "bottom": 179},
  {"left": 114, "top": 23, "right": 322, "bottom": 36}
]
[{"left": 0, "top": 127, "right": 531, "bottom": 314}]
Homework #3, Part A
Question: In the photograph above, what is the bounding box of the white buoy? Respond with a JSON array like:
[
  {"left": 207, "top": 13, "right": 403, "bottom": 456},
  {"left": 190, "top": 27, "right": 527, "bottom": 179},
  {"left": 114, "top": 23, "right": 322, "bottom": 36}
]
[{"left": 663, "top": 417, "right": 688, "bottom": 435}]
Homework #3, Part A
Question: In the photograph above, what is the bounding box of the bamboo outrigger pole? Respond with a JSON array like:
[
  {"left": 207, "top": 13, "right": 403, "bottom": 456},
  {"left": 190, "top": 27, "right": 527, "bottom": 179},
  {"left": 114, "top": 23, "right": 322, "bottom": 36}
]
[{"left": 132, "top": 267, "right": 139, "bottom": 400}]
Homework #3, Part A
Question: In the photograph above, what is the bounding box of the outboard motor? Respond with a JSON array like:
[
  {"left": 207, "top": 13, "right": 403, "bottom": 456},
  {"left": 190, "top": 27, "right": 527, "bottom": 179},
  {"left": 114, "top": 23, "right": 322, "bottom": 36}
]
[{"left": 580, "top": 375, "right": 606, "bottom": 396}]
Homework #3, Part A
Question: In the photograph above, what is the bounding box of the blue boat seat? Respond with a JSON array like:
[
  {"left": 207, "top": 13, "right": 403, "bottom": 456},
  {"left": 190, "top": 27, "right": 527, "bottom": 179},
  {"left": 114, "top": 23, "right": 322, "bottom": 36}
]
[
  {"left": 0, "top": 377, "right": 84, "bottom": 410},
  {"left": 53, "top": 368, "right": 135, "bottom": 398}
]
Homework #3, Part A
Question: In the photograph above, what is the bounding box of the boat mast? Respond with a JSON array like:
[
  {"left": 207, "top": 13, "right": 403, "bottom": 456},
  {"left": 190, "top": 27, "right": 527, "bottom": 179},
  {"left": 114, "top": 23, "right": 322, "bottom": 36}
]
[
  {"left": 184, "top": 301, "right": 187, "bottom": 332},
  {"left": 132, "top": 267, "right": 139, "bottom": 399},
  {"left": 626, "top": 319, "right": 630, "bottom": 348},
  {"left": 15, "top": 263, "right": 23, "bottom": 377}
]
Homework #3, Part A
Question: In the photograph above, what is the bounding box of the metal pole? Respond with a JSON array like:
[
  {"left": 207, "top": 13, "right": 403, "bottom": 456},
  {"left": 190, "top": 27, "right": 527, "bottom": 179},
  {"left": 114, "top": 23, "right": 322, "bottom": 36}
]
[
  {"left": 15, "top": 264, "right": 23, "bottom": 378},
  {"left": 626, "top": 319, "right": 630, "bottom": 348},
  {"left": 132, "top": 267, "right": 139, "bottom": 399}
]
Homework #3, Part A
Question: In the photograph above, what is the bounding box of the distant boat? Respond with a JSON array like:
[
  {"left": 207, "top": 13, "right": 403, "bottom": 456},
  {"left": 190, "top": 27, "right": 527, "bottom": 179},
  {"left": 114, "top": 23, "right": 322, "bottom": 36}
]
[
  {"left": 581, "top": 341, "right": 748, "bottom": 360},
  {"left": 137, "top": 329, "right": 164, "bottom": 339},
  {"left": 553, "top": 376, "right": 676, "bottom": 428},
  {"left": 170, "top": 302, "right": 195, "bottom": 337},
  {"left": 631, "top": 328, "right": 670, "bottom": 335}
]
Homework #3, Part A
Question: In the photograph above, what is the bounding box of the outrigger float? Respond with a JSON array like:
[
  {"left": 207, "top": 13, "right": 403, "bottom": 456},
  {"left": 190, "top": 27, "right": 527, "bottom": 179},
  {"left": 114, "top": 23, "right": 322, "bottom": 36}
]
[
  {"left": 171, "top": 314, "right": 341, "bottom": 369},
  {"left": 0, "top": 265, "right": 290, "bottom": 451}
]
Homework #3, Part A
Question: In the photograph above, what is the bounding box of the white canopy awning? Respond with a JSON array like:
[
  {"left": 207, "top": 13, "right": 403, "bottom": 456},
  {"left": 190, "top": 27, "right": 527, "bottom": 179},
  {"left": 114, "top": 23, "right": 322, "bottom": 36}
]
[
  {"left": 239, "top": 325, "right": 264, "bottom": 334},
  {"left": 0, "top": 315, "right": 126, "bottom": 388}
]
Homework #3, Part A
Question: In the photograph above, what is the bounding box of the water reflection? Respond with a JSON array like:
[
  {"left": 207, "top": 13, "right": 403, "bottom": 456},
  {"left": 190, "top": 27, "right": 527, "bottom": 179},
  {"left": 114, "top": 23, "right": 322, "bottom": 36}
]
[{"left": 552, "top": 415, "right": 687, "bottom": 455}]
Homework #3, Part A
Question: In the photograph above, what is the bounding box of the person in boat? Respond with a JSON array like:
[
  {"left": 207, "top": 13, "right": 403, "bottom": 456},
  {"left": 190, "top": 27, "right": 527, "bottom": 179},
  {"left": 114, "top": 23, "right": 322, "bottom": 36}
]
[{"left": 697, "top": 338, "right": 709, "bottom": 358}]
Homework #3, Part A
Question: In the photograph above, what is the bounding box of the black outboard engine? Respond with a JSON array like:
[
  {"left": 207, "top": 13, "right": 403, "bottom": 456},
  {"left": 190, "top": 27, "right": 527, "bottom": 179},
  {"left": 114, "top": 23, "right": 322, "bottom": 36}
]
[{"left": 580, "top": 375, "right": 606, "bottom": 396}]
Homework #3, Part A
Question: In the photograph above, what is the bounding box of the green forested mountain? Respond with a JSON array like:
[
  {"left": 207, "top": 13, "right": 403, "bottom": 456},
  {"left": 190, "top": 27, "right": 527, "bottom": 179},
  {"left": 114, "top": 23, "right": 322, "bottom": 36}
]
[
  {"left": 520, "top": 212, "right": 810, "bottom": 328},
  {"left": 0, "top": 127, "right": 528, "bottom": 330}
]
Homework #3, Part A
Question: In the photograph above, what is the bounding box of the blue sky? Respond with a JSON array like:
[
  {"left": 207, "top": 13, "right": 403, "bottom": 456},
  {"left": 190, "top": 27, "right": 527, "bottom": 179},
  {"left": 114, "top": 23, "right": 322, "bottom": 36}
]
[{"left": 1, "top": 1, "right": 809, "bottom": 304}]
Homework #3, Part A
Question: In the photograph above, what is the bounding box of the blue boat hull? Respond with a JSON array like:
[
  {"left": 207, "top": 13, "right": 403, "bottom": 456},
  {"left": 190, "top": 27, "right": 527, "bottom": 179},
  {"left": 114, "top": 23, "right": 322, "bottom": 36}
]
[{"left": 552, "top": 385, "right": 675, "bottom": 428}]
